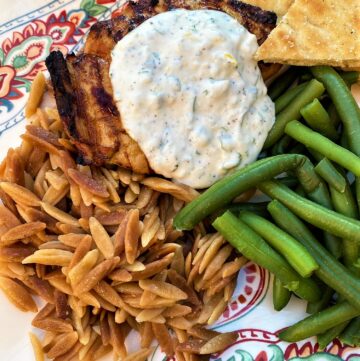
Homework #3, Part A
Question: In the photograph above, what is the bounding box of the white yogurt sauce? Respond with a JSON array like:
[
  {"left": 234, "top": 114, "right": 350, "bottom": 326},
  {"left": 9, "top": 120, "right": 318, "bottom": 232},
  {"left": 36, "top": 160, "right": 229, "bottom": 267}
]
[{"left": 110, "top": 9, "right": 275, "bottom": 188}]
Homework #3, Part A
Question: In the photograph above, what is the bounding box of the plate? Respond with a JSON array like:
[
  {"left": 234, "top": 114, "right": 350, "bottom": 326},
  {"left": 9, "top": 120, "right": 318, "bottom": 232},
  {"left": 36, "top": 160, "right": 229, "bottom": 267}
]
[{"left": 0, "top": 1, "right": 360, "bottom": 360}]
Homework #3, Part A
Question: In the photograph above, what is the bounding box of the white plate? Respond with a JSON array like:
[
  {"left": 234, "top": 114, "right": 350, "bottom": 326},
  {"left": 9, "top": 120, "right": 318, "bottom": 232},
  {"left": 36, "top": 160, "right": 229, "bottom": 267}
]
[{"left": 0, "top": 0, "right": 360, "bottom": 359}]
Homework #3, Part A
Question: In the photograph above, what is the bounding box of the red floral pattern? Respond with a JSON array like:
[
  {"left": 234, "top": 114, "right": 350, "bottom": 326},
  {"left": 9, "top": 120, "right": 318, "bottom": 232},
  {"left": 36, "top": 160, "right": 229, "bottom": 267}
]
[
  {"left": 0, "top": 0, "right": 116, "bottom": 112},
  {"left": 217, "top": 263, "right": 270, "bottom": 328},
  {"left": 285, "top": 339, "right": 360, "bottom": 360},
  {"left": 0, "top": 66, "right": 17, "bottom": 99},
  {"left": 210, "top": 337, "right": 360, "bottom": 361}
]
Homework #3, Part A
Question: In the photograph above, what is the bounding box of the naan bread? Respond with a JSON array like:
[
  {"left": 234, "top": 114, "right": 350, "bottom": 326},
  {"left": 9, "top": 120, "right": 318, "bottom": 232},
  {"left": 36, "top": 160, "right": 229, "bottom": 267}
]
[
  {"left": 241, "top": 0, "right": 293, "bottom": 16},
  {"left": 255, "top": 0, "right": 360, "bottom": 67}
]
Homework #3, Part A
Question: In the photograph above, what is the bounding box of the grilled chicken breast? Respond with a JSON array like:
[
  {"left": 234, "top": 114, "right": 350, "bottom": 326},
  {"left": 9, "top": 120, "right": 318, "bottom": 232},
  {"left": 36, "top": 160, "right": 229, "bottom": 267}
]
[
  {"left": 46, "top": 0, "right": 278, "bottom": 173},
  {"left": 85, "top": 0, "right": 277, "bottom": 62},
  {"left": 46, "top": 51, "right": 150, "bottom": 172}
]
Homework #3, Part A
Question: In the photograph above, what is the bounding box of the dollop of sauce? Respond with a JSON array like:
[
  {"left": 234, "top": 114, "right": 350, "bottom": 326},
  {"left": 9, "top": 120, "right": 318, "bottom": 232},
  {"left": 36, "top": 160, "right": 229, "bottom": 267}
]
[{"left": 110, "top": 9, "right": 275, "bottom": 188}]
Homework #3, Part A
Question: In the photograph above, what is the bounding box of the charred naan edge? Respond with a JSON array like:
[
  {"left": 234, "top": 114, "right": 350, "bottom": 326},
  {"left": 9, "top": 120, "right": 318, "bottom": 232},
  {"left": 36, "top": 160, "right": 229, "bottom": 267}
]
[
  {"left": 84, "top": 0, "right": 277, "bottom": 62},
  {"left": 45, "top": 51, "right": 150, "bottom": 173}
]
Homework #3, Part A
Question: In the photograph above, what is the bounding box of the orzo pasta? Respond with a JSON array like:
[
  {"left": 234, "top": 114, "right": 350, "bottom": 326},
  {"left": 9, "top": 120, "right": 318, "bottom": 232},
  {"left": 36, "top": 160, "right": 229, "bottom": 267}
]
[{"left": 0, "top": 75, "right": 246, "bottom": 361}]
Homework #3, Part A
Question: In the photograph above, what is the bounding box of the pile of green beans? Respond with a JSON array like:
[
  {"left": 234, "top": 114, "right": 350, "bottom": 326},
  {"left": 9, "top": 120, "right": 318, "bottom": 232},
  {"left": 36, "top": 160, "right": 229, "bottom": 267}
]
[
  {"left": 174, "top": 154, "right": 308, "bottom": 230},
  {"left": 300, "top": 99, "right": 338, "bottom": 140},
  {"left": 267, "top": 200, "right": 360, "bottom": 310},
  {"left": 173, "top": 66, "right": 360, "bottom": 348},
  {"left": 285, "top": 120, "right": 360, "bottom": 176},
  {"left": 260, "top": 180, "right": 360, "bottom": 244},
  {"left": 314, "top": 158, "right": 346, "bottom": 193},
  {"left": 328, "top": 171, "right": 360, "bottom": 274},
  {"left": 340, "top": 317, "right": 360, "bottom": 346},
  {"left": 213, "top": 211, "right": 321, "bottom": 302},
  {"left": 239, "top": 211, "right": 318, "bottom": 278},
  {"left": 311, "top": 67, "right": 360, "bottom": 212},
  {"left": 264, "top": 79, "right": 325, "bottom": 148},
  {"left": 311, "top": 67, "right": 360, "bottom": 156}
]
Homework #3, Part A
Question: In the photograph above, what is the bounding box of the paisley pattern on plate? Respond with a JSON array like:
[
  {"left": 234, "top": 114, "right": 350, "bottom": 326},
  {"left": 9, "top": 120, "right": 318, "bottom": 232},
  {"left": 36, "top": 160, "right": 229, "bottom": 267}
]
[
  {"left": 150, "top": 338, "right": 360, "bottom": 361},
  {"left": 0, "top": 0, "right": 359, "bottom": 359},
  {"left": 0, "top": 0, "right": 119, "bottom": 134},
  {"left": 213, "top": 339, "right": 360, "bottom": 361}
]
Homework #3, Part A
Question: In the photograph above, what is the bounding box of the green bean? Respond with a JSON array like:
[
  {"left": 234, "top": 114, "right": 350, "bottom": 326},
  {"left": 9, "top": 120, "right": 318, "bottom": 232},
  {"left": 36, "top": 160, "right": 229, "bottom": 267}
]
[
  {"left": 271, "top": 135, "right": 292, "bottom": 155},
  {"left": 340, "top": 317, "right": 360, "bottom": 347},
  {"left": 212, "top": 211, "right": 321, "bottom": 302},
  {"left": 295, "top": 159, "right": 341, "bottom": 256},
  {"left": 264, "top": 79, "right": 325, "bottom": 148},
  {"left": 239, "top": 211, "right": 318, "bottom": 277},
  {"left": 340, "top": 131, "right": 350, "bottom": 150},
  {"left": 268, "top": 67, "right": 299, "bottom": 100},
  {"left": 279, "top": 302, "right": 360, "bottom": 342},
  {"left": 173, "top": 154, "right": 308, "bottom": 231},
  {"left": 295, "top": 158, "right": 342, "bottom": 257},
  {"left": 295, "top": 184, "right": 306, "bottom": 197},
  {"left": 289, "top": 143, "right": 307, "bottom": 155},
  {"left": 267, "top": 200, "right": 360, "bottom": 310},
  {"left": 351, "top": 175, "right": 358, "bottom": 188},
  {"left": 306, "top": 287, "right": 334, "bottom": 314},
  {"left": 329, "top": 185, "right": 357, "bottom": 220},
  {"left": 300, "top": 99, "right": 338, "bottom": 140},
  {"left": 295, "top": 158, "right": 332, "bottom": 205},
  {"left": 275, "top": 82, "right": 308, "bottom": 114},
  {"left": 323, "top": 233, "right": 343, "bottom": 260},
  {"left": 315, "top": 158, "right": 347, "bottom": 193},
  {"left": 300, "top": 73, "right": 312, "bottom": 82},
  {"left": 226, "top": 202, "right": 269, "bottom": 215},
  {"left": 308, "top": 183, "right": 333, "bottom": 209},
  {"left": 311, "top": 66, "right": 360, "bottom": 157},
  {"left": 317, "top": 321, "right": 350, "bottom": 350},
  {"left": 261, "top": 181, "right": 360, "bottom": 244},
  {"left": 306, "top": 69, "right": 358, "bottom": 91},
  {"left": 294, "top": 158, "right": 320, "bottom": 194},
  {"left": 273, "top": 277, "right": 291, "bottom": 311},
  {"left": 339, "top": 71, "right": 359, "bottom": 86},
  {"left": 210, "top": 202, "right": 269, "bottom": 222},
  {"left": 304, "top": 158, "right": 345, "bottom": 258},
  {"left": 327, "top": 103, "right": 341, "bottom": 129},
  {"left": 350, "top": 178, "right": 357, "bottom": 195},
  {"left": 294, "top": 163, "right": 343, "bottom": 258},
  {"left": 356, "top": 178, "right": 360, "bottom": 214},
  {"left": 308, "top": 148, "right": 324, "bottom": 162},
  {"left": 330, "top": 181, "right": 360, "bottom": 274},
  {"left": 278, "top": 176, "right": 298, "bottom": 188},
  {"left": 285, "top": 120, "right": 360, "bottom": 177}
]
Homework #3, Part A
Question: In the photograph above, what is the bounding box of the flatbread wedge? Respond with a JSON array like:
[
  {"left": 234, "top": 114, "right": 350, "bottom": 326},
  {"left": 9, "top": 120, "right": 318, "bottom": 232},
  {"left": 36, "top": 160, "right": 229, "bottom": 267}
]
[
  {"left": 255, "top": 0, "right": 360, "bottom": 67},
  {"left": 241, "top": 0, "right": 294, "bottom": 16}
]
